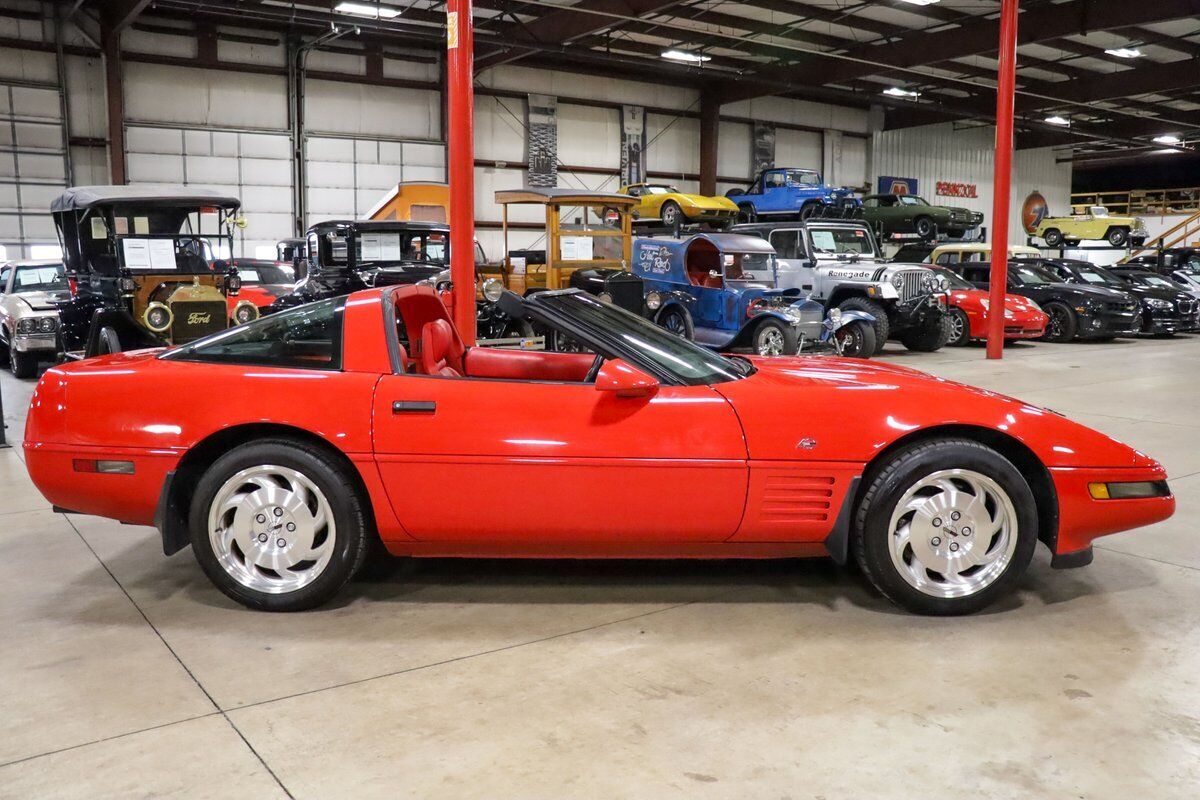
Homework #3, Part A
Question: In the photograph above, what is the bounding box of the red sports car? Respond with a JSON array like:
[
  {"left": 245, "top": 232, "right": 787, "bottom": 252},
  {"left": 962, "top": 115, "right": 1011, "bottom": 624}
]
[
  {"left": 935, "top": 267, "right": 1048, "bottom": 346},
  {"left": 25, "top": 286, "right": 1173, "bottom": 615}
]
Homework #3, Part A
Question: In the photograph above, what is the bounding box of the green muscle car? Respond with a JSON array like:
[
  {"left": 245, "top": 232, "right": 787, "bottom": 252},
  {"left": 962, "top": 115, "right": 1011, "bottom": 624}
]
[{"left": 862, "top": 194, "right": 984, "bottom": 241}]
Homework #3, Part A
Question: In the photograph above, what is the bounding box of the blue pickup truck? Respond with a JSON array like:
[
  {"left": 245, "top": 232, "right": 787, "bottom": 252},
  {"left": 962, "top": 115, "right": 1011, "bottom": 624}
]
[{"left": 726, "top": 168, "right": 860, "bottom": 223}]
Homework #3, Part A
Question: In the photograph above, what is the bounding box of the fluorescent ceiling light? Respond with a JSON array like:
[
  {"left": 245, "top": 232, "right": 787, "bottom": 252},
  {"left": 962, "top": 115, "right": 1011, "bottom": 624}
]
[
  {"left": 883, "top": 87, "right": 920, "bottom": 98},
  {"left": 1104, "top": 47, "right": 1142, "bottom": 58},
  {"left": 661, "top": 50, "right": 711, "bottom": 63},
  {"left": 1154, "top": 148, "right": 1182, "bottom": 155},
  {"left": 1044, "top": 115, "right": 1070, "bottom": 126},
  {"left": 1153, "top": 134, "right": 1182, "bottom": 145},
  {"left": 334, "top": 2, "right": 401, "bottom": 18},
  {"left": 896, "top": 0, "right": 941, "bottom": 5}
]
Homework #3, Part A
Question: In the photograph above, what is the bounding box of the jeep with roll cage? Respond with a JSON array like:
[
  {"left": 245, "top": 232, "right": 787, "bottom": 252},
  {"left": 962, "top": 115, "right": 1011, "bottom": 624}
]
[
  {"left": 50, "top": 185, "right": 259, "bottom": 358},
  {"left": 733, "top": 219, "right": 952, "bottom": 354}
]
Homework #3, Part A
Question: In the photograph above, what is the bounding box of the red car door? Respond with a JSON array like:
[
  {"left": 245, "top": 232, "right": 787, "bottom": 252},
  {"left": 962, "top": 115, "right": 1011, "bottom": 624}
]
[{"left": 371, "top": 373, "right": 748, "bottom": 543}]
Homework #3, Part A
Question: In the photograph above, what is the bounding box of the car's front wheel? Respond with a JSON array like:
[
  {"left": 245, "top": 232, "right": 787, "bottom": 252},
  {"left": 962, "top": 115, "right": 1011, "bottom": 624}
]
[
  {"left": 751, "top": 318, "right": 798, "bottom": 356},
  {"left": 899, "top": 314, "right": 951, "bottom": 352},
  {"left": 834, "top": 320, "right": 876, "bottom": 358},
  {"left": 852, "top": 438, "right": 1038, "bottom": 615},
  {"left": 10, "top": 347, "right": 37, "bottom": 379},
  {"left": 1106, "top": 227, "right": 1129, "bottom": 247},
  {"left": 189, "top": 439, "right": 371, "bottom": 611},
  {"left": 1041, "top": 302, "right": 1077, "bottom": 343},
  {"left": 838, "top": 296, "right": 890, "bottom": 355}
]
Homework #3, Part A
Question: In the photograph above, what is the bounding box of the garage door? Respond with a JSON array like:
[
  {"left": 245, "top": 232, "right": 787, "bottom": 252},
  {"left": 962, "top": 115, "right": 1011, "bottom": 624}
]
[
  {"left": 125, "top": 125, "right": 293, "bottom": 259},
  {"left": 0, "top": 80, "right": 68, "bottom": 261},
  {"left": 306, "top": 135, "right": 445, "bottom": 229}
]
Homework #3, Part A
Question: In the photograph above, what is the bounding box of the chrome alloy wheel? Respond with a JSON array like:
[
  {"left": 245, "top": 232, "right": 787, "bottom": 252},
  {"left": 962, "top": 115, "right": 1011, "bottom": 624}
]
[
  {"left": 207, "top": 465, "right": 336, "bottom": 594},
  {"left": 757, "top": 327, "right": 786, "bottom": 356},
  {"left": 947, "top": 311, "right": 967, "bottom": 344},
  {"left": 887, "top": 469, "right": 1018, "bottom": 598}
]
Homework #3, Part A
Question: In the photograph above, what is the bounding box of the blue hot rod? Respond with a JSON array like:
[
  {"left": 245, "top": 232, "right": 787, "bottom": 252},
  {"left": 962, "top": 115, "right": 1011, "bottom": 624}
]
[{"left": 634, "top": 233, "right": 876, "bottom": 357}]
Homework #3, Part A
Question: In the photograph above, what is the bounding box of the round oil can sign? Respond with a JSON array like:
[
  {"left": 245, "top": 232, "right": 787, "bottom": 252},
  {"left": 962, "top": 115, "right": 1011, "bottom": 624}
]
[{"left": 1022, "top": 191, "right": 1049, "bottom": 234}]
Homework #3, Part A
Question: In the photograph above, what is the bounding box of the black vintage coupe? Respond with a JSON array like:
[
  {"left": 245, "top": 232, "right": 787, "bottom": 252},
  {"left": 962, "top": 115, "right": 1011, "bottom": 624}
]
[{"left": 954, "top": 261, "right": 1141, "bottom": 343}]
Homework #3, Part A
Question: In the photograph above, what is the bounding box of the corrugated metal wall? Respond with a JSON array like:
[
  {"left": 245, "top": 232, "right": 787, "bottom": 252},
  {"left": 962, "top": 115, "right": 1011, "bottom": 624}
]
[{"left": 871, "top": 122, "right": 1073, "bottom": 245}]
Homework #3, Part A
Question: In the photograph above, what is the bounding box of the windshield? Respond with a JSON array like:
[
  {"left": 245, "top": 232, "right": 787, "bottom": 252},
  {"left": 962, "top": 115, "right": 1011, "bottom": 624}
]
[
  {"left": 530, "top": 291, "right": 745, "bottom": 386},
  {"left": 236, "top": 263, "right": 294, "bottom": 285},
  {"left": 898, "top": 196, "right": 929, "bottom": 206},
  {"left": 725, "top": 253, "right": 775, "bottom": 284},
  {"left": 164, "top": 297, "right": 344, "bottom": 369},
  {"left": 1011, "top": 265, "right": 1056, "bottom": 285},
  {"left": 808, "top": 226, "right": 875, "bottom": 256},
  {"left": 645, "top": 186, "right": 677, "bottom": 195},
  {"left": 931, "top": 267, "right": 973, "bottom": 290},
  {"left": 321, "top": 228, "right": 449, "bottom": 270},
  {"left": 1072, "top": 265, "right": 1119, "bottom": 286},
  {"left": 785, "top": 170, "right": 820, "bottom": 187},
  {"left": 1133, "top": 273, "right": 1179, "bottom": 290},
  {"left": 13, "top": 263, "right": 67, "bottom": 291}
]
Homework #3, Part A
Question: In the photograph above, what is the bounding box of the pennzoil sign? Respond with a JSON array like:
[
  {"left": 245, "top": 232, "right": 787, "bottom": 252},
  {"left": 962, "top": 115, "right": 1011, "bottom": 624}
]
[{"left": 935, "top": 181, "right": 978, "bottom": 199}]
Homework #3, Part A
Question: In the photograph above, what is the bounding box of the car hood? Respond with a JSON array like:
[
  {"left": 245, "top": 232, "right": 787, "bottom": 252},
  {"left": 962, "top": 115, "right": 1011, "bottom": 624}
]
[
  {"left": 1122, "top": 284, "right": 1190, "bottom": 303},
  {"left": 712, "top": 356, "right": 1158, "bottom": 470},
  {"left": 674, "top": 193, "right": 738, "bottom": 211},
  {"left": 1057, "top": 283, "right": 1134, "bottom": 303},
  {"left": 13, "top": 290, "right": 71, "bottom": 311}
]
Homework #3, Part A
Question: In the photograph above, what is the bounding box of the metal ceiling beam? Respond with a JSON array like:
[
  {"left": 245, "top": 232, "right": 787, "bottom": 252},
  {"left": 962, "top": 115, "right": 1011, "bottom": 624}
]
[{"left": 103, "top": 0, "right": 153, "bottom": 34}]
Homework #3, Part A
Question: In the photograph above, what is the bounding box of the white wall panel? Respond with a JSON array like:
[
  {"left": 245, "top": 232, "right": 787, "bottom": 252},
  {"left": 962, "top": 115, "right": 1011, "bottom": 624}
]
[
  {"left": 305, "top": 79, "right": 439, "bottom": 140},
  {"left": 775, "top": 129, "right": 822, "bottom": 172},
  {"left": 474, "top": 95, "right": 525, "bottom": 163},
  {"left": 872, "top": 122, "right": 1072, "bottom": 246},
  {"left": 645, "top": 113, "right": 698, "bottom": 178},
  {"left": 305, "top": 135, "right": 446, "bottom": 227},
  {"left": 0, "top": 77, "right": 66, "bottom": 258},
  {"left": 64, "top": 55, "right": 106, "bottom": 139},
  {"left": 717, "top": 121, "right": 750, "bottom": 180},
  {"left": 480, "top": 65, "right": 699, "bottom": 112},
  {"left": 124, "top": 62, "right": 287, "bottom": 130},
  {"left": 558, "top": 103, "right": 619, "bottom": 169},
  {"left": 0, "top": 46, "right": 56, "bottom": 84}
]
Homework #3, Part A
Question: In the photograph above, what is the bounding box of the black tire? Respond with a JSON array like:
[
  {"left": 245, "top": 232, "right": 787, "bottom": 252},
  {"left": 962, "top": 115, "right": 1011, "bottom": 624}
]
[
  {"left": 10, "top": 348, "right": 37, "bottom": 379},
  {"left": 799, "top": 202, "right": 821, "bottom": 221},
  {"left": 657, "top": 305, "right": 694, "bottom": 340},
  {"left": 188, "top": 438, "right": 372, "bottom": 611},
  {"left": 1106, "top": 227, "right": 1129, "bottom": 247},
  {"left": 838, "top": 296, "right": 890, "bottom": 355},
  {"left": 946, "top": 307, "right": 972, "bottom": 346},
  {"left": 835, "top": 320, "right": 876, "bottom": 358},
  {"left": 900, "top": 314, "right": 952, "bottom": 352},
  {"left": 852, "top": 438, "right": 1038, "bottom": 615},
  {"left": 98, "top": 326, "right": 121, "bottom": 355},
  {"left": 1043, "top": 228, "right": 1063, "bottom": 247},
  {"left": 914, "top": 216, "right": 936, "bottom": 241},
  {"left": 501, "top": 319, "right": 535, "bottom": 339},
  {"left": 660, "top": 201, "right": 683, "bottom": 230},
  {"left": 737, "top": 204, "right": 756, "bottom": 224},
  {"left": 750, "top": 317, "right": 799, "bottom": 356},
  {"left": 1041, "top": 302, "right": 1077, "bottom": 343}
]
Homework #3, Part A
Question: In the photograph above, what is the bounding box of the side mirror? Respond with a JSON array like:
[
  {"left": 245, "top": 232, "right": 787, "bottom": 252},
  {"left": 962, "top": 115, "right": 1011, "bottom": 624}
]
[{"left": 595, "top": 359, "right": 659, "bottom": 398}]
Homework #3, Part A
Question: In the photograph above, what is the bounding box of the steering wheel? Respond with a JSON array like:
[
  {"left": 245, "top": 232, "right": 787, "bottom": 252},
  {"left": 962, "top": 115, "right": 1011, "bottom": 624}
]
[{"left": 584, "top": 354, "right": 605, "bottom": 383}]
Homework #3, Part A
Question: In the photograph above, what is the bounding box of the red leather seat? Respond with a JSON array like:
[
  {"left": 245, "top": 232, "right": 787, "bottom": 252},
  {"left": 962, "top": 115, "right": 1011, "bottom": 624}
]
[{"left": 420, "top": 318, "right": 466, "bottom": 376}]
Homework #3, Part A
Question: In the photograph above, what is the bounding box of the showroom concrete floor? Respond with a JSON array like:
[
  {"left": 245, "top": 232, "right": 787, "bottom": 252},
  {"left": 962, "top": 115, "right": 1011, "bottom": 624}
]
[{"left": 2, "top": 336, "right": 1198, "bottom": 799}]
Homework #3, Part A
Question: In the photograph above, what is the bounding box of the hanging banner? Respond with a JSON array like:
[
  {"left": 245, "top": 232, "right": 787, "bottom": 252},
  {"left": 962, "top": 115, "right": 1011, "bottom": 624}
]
[
  {"left": 752, "top": 122, "right": 776, "bottom": 176},
  {"left": 620, "top": 105, "right": 646, "bottom": 186},
  {"left": 526, "top": 94, "right": 558, "bottom": 187}
]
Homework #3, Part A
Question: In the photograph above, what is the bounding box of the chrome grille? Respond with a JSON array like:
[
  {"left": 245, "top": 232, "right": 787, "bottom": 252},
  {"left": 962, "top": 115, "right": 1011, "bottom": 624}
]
[
  {"left": 896, "top": 269, "right": 927, "bottom": 302},
  {"left": 1180, "top": 299, "right": 1197, "bottom": 315}
]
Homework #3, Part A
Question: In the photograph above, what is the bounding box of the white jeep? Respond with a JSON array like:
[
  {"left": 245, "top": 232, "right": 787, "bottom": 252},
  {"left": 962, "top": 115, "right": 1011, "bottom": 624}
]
[{"left": 732, "top": 220, "right": 951, "bottom": 354}]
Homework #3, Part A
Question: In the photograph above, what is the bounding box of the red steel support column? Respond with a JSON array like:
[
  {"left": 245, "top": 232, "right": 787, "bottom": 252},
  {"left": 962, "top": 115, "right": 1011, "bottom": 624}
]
[
  {"left": 986, "top": 0, "right": 1019, "bottom": 359},
  {"left": 447, "top": 0, "right": 477, "bottom": 344}
]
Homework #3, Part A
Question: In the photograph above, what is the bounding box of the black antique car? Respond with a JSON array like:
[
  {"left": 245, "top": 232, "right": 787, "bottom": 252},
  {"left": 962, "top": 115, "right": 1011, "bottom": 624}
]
[
  {"left": 955, "top": 260, "right": 1141, "bottom": 343},
  {"left": 1037, "top": 259, "right": 1200, "bottom": 337},
  {"left": 276, "top": 237, "right": 308, "bottom": 280},
  {"left": 50, "top": 185, "right": 259, "bottom": 357},
  {"left": 268, "top": 220, "right": 449, "bottom": 313}
]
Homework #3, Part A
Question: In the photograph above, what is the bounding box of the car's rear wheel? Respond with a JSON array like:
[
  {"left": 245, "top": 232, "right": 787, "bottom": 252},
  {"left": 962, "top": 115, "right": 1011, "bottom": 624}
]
[
  {"left": 1041, "top": 302, "right": 1077, "bottom": 342},
  {"left": 189, "top": 439, "right": 371, "bottom": 611},
  {"left": 914, "top": 216, "right": 936, "bottom": 241},
  {"left": 10, "top": 348, "right": 37, "bottom": 379},
  {"left": 737, "top": 204, "right": 756, "bottom": 224},
  {"left": 852, "top": 438, "right": 1038, "bottom": 615},
  {"left": 751, "top": 318, "right": 798, "bottom": 356},
  {"left": 98, "top": 326, "right": 121, "bottom": 355},
  {"left": 1042, "top": 228, "right": 1063, "bottom": 247},
  {"left": 946, "top": 307, "right": 971, "bottom": 346}
]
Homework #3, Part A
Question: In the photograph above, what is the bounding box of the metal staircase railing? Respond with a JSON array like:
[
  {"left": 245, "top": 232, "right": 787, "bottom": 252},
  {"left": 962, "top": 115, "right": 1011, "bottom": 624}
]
[
  {"left": 1071, "top": 188, "right": 1200, "bottom": 216},
  {"left": 1125, "top": 209, "right": 1200, "bottom": 260}
]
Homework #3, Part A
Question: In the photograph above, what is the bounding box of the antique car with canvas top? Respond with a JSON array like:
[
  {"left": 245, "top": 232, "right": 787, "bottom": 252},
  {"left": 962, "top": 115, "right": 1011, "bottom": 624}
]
[
  {"left": 734, "top": 220, "right": 951, "bottom": 354},
  {"left": 267, "top": 220, "right": 450, "bottom": 313},
  {"left": 0, "top": 260, "right": 70, "bottom": 378},
  {"left": 726, "top": 167, "right": 860, "bottom": 222},
  {"left": 632, "top": 233, "right": 877, "bottom": 357},
  {"left": 928, "top": 266, "right": 1047, "bottom": 346},
  {"left": 50, "top": 185, "right": 259, "bottom": 357},
  {"left": 1033, "top": 205, "right": 1148, "bottom": 248},
  {"left": 25, "top": 284, "right": 1174, "bottom": 616},
  {"left": 620, "top": 182, "right": 738, "bottom": 229},
  {"left": 861, "top": 193, "right": 983, "bottom": 241},
  {"left": 952, "top": 261, "right": 1141, "bottom": 343}
]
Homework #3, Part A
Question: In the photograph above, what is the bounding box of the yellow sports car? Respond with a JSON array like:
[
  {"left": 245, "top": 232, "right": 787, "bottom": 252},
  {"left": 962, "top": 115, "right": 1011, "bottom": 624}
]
[
  {"left": 1034, "top": 205, "right": 1148, "bottom": 248},
  {"left": 620, "top": 183, "right": 739, "bottom": 229}
]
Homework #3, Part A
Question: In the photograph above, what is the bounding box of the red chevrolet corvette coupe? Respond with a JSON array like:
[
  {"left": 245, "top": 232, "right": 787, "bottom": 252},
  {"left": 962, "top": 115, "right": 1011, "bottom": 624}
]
[
  {"left": 25, "top": 285, "right": 1173, "bottom": 614},
  {"left": 934, "top": 267, "right": 1048, "bottom": 346}
]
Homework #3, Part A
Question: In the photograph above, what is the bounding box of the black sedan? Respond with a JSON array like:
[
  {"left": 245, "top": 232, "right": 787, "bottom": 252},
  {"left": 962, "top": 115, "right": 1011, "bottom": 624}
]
[
  {"left": 1037, "top": 259, "right": 1199, "bottom": 336},
  {"left": 955, "top": 261, "right": 1140, "bottom": 343}
]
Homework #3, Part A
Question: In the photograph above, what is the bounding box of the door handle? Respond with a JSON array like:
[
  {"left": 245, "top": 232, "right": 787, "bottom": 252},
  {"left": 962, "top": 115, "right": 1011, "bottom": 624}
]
[{"left": 392, "top": 400, "right": 436, "bottom": 414}]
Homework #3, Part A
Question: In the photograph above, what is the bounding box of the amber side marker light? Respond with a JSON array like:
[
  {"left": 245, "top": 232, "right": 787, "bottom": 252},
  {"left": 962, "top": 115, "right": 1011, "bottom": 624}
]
[
  {"left": 1088, "top": 481, "right": 1170, "bottom": 500},
  {"left": 73, "top": 459, "right": 135, "bottom": 475}
]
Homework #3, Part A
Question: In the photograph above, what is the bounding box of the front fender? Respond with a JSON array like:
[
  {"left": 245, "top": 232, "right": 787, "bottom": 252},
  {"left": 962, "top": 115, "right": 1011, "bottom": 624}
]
[{"left": 837, "top": 309, "right": 876, "bottom": 326}]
